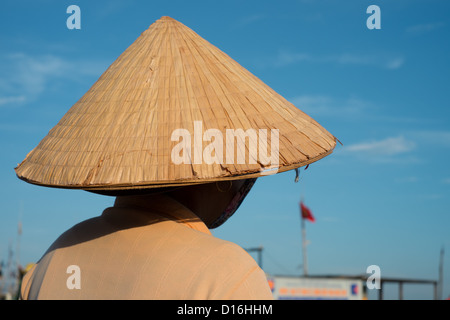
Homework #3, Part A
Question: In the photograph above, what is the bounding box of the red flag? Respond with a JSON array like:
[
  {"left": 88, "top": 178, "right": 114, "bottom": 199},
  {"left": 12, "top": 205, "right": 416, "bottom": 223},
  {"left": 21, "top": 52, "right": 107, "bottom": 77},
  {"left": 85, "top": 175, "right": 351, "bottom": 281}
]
[{"left": 300, "top": 201, "right": 315, "bottom": 223}]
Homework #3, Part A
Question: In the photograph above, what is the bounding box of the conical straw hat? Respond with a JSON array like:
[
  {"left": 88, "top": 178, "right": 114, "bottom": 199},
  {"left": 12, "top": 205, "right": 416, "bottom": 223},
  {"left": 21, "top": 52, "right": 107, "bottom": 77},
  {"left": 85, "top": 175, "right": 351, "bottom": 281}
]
[{"left": 15, "top": 16, "right": 337, "bottom": 191}]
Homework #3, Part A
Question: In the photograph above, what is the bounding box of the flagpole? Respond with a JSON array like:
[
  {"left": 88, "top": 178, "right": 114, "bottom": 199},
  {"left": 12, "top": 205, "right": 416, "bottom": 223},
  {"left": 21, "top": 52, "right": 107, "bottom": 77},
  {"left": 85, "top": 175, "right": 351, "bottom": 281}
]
[
  {"left": 301, "top": 215, "right": 308, "bottom": 277},
  {"left": 438, "top": 246, "right": 444, "bottom": 300}
]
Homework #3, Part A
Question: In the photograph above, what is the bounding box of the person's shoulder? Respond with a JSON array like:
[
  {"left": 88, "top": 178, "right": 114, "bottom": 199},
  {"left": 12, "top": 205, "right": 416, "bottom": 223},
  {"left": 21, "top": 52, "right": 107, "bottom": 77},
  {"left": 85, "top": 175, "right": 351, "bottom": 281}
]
[
  {"left": 19, "top": 264, "right": 36, "bottom": 300},
  {"left": 191, "top": 235, "right": 273, "bottom": 299},
  {"left": 45, "top": 214, "right": 108, "bottom": 253},
  {"left": 199, "top": 234, "right": 258, "bottom": 266}
]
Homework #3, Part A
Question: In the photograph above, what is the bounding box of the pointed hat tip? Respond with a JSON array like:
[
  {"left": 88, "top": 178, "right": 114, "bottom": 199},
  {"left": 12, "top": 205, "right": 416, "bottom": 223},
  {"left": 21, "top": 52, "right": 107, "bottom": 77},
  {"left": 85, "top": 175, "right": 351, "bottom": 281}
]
[{"left": 159, "top": 16, "right": 175, "bottom": 21}]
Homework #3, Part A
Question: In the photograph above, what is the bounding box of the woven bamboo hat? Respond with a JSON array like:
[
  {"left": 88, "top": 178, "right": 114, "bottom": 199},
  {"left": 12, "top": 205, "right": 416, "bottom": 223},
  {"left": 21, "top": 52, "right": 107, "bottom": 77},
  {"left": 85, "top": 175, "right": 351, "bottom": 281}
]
[{"left": 15, "top": 16, "right": 337, "bottom": 192}]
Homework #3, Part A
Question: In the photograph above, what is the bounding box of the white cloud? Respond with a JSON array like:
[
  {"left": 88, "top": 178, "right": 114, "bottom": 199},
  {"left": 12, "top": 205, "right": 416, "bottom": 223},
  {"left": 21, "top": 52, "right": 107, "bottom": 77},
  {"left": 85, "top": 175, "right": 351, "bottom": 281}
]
[
  {"left": 289, "top": 94, "right": 371, "bottom": 117},
  {"left": 275, "top": 51, "right": 311, "bottom": 67},
  {"left": 406, "top": 22, "right": 445, "bottom": 35},
  {"left": 395, "top": 176, "right": 418, "bottom": 183},
  {"left": 344, "top": 136, "right": 416, "bottom": 156},
  {"left": 233, "top": 14, "right": 266, "bottom": 28},
  {"left": 385, "top": 57, "right": 405, "bottom": 70},
  {"left": 0, "top": 95, "right": 26, "bottom": 106},
  {"left": 334, "top": 53, "right": 374, "bottom": 65},
  {"left": 5, "top": 53, "right": 66, "bottom": 96},
  {"left": 333, "top": 130, "right": 450, "bottom": 165},
  {"left": 0, "top": 122, "right": 45, "bottom": 133},
  {"left": 96, "top": 0, "right": 134, "bottom": 19},
  {"left": 409, "top": 130, "right": 450, "bottom": 148},
  {"left": 419, "top": 193, "right": 444, "bottom": 200},
  {"left": 274, "top": 50, "right": 404, "bottom": 69},
  {"left": 0, "top": 53, "right": 107, "bottom": 107}
]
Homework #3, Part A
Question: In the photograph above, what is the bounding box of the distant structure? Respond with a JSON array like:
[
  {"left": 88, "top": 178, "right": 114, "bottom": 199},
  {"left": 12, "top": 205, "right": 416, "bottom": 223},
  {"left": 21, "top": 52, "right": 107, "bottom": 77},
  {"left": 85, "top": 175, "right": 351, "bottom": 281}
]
[
  {"left": 247, "top": 243, "right": 443, "bottom": 300},
  {"left": 0, "top": 219, "right": 23, "bottom": 300}
]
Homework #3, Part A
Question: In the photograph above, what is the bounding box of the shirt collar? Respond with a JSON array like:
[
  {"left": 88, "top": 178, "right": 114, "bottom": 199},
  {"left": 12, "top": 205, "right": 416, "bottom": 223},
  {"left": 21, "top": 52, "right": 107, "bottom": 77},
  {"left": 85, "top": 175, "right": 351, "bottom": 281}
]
[{"left": 111, "top": 194, "right": 212, "bottom": 235}]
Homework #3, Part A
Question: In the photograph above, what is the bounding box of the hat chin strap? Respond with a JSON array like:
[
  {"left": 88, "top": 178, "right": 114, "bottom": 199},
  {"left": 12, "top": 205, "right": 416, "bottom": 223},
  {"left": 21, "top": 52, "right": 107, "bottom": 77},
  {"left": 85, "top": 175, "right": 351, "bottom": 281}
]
[{"left": 208, "top": 178, "right": 257, "bottom": 229}]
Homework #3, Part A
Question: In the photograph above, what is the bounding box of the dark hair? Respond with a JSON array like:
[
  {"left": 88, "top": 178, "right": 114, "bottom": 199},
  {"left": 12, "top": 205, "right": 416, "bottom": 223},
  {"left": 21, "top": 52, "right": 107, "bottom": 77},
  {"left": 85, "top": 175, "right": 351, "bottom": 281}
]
[{"left": 87, "top": 186, "right": 180, "bottom": 197}]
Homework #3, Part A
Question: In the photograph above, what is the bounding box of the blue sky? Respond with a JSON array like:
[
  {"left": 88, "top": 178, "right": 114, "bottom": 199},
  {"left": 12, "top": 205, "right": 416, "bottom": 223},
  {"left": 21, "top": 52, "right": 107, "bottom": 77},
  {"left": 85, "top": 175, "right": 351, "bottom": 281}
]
[{"left": 1, "top": 0, "right": 449, "bottom": 300}]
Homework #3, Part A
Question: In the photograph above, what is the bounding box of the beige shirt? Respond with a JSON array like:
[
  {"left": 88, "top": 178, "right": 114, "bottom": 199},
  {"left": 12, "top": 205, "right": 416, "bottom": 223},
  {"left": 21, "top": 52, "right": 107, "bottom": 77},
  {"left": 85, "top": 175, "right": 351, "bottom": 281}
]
[{"left": 20, "top": 194, "right": 273, "bottom": 300}]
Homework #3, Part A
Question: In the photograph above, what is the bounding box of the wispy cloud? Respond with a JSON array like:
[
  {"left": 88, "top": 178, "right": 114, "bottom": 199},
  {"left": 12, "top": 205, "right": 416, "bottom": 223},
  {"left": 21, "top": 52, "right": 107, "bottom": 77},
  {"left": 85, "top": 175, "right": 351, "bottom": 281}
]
[
  {"left": 274, "top": 50, "right": 404, "bottom": 70},
  {"left": 406, "top": 22, "right": 445, "bottom": 35},
  {"left": 344, "top": 136, "right": 416, "bottom": 156},
  {"left": 395, "top": 176, "right": 418, "bottom": 183},
  {"left": 385, "top": 57, "right": 405, "bottom": 70},
  {"left": 338, "top": 130, "right": 450, "bottom": 164},
  {"left": 95, "top": 0, "right": 135, "bottom": 19},
  {"left": 275, "top": 51, "right": 310, "bottom": 66},
  {"left": 0, "top": 95, "right": 26, "bottom": 106},
  {"left": 1, "top": 53, "right": 66, "bottom": 98},
  {"left": 339, "top": 136, "right": 418, "bottom": 164},
  {"left": 233, "top": 14, "right": 266, "bottom": 28},
  {"left": 409, "top": 130, "right": 450, "bottom": 148},
  {"left": 0, "top": 123, "right": 46, "bottom": 133},
  {"left": 289, "top": 94, "right": 371, "bottom": 117},
  {"left": 419, "top": 193, "right": 444, "bottom": 200},
  {"left": 0, "top": 53, "right": 107, "bottom": 107}
]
